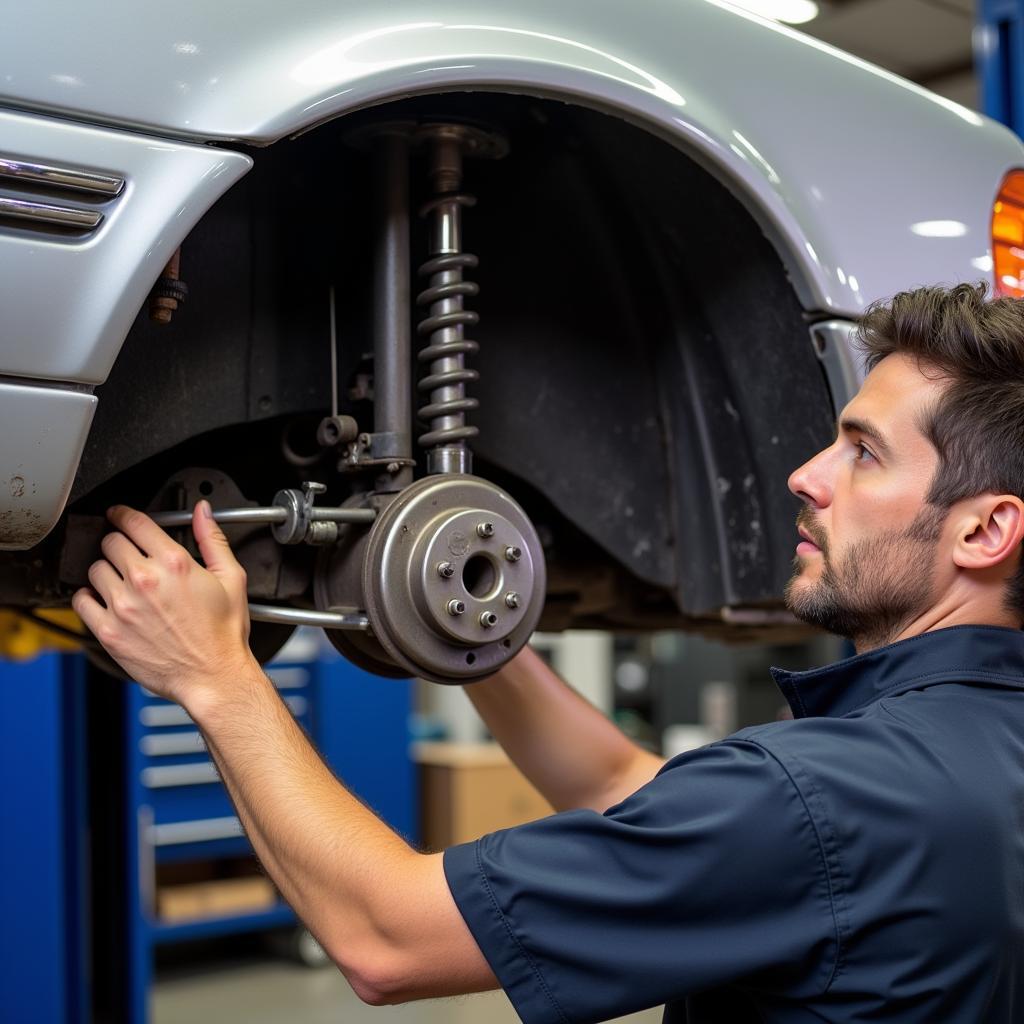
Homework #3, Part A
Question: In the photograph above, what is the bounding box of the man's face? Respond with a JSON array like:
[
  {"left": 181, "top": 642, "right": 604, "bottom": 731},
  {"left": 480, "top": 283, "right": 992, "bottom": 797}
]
[{"left": 784, "top": 353, "right": 951, "bottom": 650}]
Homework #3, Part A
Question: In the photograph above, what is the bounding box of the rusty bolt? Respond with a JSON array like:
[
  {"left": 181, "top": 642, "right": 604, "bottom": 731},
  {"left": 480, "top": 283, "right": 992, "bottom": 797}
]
[
  {"left": 476, "top": 522, "right": 495, "bottom": 538},
  {"left": 446, "top": 599, "right": 466, "bottom": 616},
  {"left": 504, "top": 545, "right": 522, "bottom": 562},
  {"left": 149, "top": 247, "right": 186, "bottom": 325},
  {"left": 479, "top": 611, "right": 498, "bottom": 628},
  {"left": 437, "top": 561, "right": 456, "bottom": 579},
  {"left": 505, "top": 592, "right": 521, "bottom": 609}
]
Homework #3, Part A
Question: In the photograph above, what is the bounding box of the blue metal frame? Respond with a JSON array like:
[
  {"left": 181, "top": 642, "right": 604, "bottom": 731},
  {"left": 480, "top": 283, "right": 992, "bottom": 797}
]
[
  {"left": 979, "top": 0, "right": 1024, "bottom": 135},
  {"left": 0, "top": 654, "right": 88, "bottom": 1024}
]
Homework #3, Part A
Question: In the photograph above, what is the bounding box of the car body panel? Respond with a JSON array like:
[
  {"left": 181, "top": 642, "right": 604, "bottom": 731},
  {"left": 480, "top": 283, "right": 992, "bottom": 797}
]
[
  {"left": 1, "top": 1, "right": 1020, "bottom": 552},
  {"left": 0, "top": 382, "right": 96, "bottom": 549},
  {"left": 0, "top": 108, "right": 251, "bottom": 385},
  {"left": 3, "top": 0, "right": 1020, "bottom": 320}
]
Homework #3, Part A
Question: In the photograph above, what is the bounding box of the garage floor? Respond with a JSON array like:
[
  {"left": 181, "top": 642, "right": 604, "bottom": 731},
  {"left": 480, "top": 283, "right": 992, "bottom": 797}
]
[{"left": 153, "top": 940, "right": 663, "bottom": 1024}]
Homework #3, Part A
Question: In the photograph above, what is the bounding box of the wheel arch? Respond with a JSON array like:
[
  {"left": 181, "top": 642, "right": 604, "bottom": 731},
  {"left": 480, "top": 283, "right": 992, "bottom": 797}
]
[{"left": 64, "top": 94, "right": 836, "bottom": 625}]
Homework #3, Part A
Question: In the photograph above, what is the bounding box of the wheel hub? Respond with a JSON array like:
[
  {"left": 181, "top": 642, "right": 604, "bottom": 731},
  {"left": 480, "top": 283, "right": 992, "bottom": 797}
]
[{"left": 316, "top": 475, "right": 544, "bottom": 683}]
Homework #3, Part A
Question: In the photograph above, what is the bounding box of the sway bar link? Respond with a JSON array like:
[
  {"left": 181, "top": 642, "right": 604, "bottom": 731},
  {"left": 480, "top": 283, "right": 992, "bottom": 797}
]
[
  {"left": 150, "top": 483, "right": 376, "bottom": 632},
  {"left": 150, "top": 481, "right": 376, "bottom": 546}
]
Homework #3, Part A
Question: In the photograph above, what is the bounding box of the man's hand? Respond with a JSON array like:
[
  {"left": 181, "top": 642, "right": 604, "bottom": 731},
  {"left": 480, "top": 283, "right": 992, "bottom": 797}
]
[{"left": 72, "top": 502, "right": 256, "bottom": 705}]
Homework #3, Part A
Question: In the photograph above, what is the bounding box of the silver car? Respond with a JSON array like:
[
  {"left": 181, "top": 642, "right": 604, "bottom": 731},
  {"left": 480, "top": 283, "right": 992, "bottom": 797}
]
[{"left": 1, "top": 0, "right": 1021, "bottom": 679}]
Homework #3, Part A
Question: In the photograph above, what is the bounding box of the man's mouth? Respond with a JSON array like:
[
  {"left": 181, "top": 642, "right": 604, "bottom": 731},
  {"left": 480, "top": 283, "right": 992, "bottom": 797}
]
[{"left": 796, "top": 524, "right": 822, "bottom": 556}]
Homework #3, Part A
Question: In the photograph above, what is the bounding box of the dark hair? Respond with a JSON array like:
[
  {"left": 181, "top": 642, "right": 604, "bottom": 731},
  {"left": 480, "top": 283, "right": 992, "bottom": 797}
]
[{"left": 856, "top": 282, "right": 1024, "bottom": 616}]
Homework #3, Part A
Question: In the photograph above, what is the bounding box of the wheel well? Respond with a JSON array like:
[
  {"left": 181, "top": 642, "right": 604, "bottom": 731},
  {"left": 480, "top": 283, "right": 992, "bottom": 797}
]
[{"left": 67, "top": 94, "right": 834, "bottom": 627}]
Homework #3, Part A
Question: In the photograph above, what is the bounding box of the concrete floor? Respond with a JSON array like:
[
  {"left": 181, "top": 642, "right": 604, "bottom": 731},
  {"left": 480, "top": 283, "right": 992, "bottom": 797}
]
[{"left": 153, "top": 935, "right": 663, "bottom": 1024}]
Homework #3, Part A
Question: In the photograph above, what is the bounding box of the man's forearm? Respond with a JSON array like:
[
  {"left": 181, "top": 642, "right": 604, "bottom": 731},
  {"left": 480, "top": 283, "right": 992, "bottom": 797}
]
[
  {"left": 468, "top": 646, "right": 665, "bottom": 813},
  {"left": 184, "top": 662, "right": 495, "bottom": 1003},
  {"left": 73, "top": 505, "right": 496, "bottom": 1003},
  {"left": 185, "top": 664, "right": 411, "bottom": 991}
]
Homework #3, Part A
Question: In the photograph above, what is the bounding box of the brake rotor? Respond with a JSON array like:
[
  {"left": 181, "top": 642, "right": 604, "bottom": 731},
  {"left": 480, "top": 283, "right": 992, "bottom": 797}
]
[
  {"left": 364, "top": 475, "right": 545, "bottom": 683},
  {"left": 317, "top": 476, "right": 544, "bottom": 683},
  {"left": 314, "top": 492, "right": 409, "bottom": 678}
]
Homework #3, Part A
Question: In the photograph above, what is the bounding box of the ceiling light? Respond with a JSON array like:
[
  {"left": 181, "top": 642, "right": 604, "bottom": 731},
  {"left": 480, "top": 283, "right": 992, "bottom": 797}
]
[{"left": 725, "top": 0, "right": 820, "bottom": 25}]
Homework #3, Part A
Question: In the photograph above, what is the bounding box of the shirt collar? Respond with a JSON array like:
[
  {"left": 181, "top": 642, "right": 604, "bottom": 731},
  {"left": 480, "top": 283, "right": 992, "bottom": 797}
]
[{"left": 771, "top": 625, "right": 1024, "bottom": 719}]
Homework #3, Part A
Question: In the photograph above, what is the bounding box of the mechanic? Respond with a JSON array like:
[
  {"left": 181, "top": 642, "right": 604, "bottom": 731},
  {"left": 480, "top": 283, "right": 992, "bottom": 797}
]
[{"left": 74, "top": 282, "right": 1024, "bottom": 1022}]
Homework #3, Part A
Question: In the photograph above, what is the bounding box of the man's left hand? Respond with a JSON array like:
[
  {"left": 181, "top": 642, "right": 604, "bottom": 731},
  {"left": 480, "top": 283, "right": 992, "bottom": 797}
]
[{"left": 72, "top": 502, "right": 256, "bottom": 706}]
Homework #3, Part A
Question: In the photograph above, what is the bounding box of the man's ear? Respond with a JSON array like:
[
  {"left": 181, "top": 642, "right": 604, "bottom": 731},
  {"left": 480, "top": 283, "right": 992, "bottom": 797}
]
[{"left": 952, "top": 496, "right": 1024, "bottom": 572}]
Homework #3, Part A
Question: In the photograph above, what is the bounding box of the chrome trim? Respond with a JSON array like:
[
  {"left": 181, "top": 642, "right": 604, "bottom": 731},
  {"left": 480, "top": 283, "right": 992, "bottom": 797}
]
[
  {"left": 0, "top": 195, "right": 102, "bottom": 229},
  {"left": 148, "top": 815, "right": 243, "bottom": 846},
  {"left": 0, "top": 157, "right": 124, "bottom": 196}
]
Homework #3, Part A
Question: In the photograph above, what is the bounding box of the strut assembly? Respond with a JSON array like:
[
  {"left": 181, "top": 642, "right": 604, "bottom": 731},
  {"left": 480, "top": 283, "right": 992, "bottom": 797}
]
[{"left": 152, "top": 122, "right": 546, "bottom": 685}]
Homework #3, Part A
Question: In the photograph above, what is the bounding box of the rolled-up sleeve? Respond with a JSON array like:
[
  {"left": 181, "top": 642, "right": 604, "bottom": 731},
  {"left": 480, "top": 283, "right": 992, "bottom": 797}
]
[{"left": 443, "top": 738, "right": 839, "bottom": 1024}]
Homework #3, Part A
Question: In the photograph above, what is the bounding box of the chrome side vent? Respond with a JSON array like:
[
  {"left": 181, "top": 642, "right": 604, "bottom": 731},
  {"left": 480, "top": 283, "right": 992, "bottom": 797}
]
[{"left": 0, "top": 157, "right": 124, "bottom": 238}]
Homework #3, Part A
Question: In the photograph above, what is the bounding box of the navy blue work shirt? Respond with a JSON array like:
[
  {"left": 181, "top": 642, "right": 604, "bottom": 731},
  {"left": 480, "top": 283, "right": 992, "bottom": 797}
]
[{"left": 444, "top": 625, "right": 1024, "bottom": 1022}]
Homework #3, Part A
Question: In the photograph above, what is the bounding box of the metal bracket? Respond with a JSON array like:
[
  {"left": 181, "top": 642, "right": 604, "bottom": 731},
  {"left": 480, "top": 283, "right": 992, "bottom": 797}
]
[{"left": 340, "top": 431, "right": 416, "bottom": 472}]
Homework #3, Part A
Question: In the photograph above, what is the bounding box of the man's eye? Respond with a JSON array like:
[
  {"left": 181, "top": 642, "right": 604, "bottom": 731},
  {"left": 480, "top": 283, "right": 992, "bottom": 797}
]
[{"left": 855, "top": 442, "right": 875, "bottom": 462}]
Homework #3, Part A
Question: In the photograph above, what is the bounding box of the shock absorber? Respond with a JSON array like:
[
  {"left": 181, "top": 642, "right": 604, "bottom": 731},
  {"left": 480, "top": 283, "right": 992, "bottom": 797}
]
[{"left": 416, "top": 124, "right": 506, "bottom": 475}]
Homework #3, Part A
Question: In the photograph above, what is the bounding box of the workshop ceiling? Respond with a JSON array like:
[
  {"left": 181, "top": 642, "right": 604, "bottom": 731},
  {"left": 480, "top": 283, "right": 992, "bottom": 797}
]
[{"left": 798, "top": 0, "right": 977, "bottom": 109}]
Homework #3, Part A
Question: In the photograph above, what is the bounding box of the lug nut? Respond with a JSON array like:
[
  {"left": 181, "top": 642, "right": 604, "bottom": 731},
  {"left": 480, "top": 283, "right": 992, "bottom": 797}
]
[
  {"left": 477, "top": 522, "right": 495, "bottom": 538},
  {"left": 479, "top": 611, "right": 499, "bottom": 628},
  {"left": 504, "top": 545, "right": 522, "bottom": 562},
  {"left": 446, "top": 599, "right": 466, "bottom": 616},
  {"left": 505, "top": 592, "right": 521, "bottom": 609},
  {"left": 437, "top": 561, "right": 456, "bottom": 579}
]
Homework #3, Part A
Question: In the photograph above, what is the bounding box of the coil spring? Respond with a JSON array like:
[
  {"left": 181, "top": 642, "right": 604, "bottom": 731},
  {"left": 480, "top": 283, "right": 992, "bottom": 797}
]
[{"left": 416, "top": 196, "right": 481, "bottom": 449}]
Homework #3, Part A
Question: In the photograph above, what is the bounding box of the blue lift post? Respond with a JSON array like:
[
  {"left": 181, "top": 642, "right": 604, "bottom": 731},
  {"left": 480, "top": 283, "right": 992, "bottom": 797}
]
[
  {"left": 978, "top": 0, "right": 1024, "bottom": 134},
  {"left": 0, "top": 653, "right": 88, "bottom": 1024}
]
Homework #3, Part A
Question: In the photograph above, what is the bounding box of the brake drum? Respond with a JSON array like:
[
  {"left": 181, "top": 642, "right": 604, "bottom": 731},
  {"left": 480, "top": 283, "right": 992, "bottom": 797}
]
[{"left": 317, "top": 475, "right": 545, "bottom": 684}]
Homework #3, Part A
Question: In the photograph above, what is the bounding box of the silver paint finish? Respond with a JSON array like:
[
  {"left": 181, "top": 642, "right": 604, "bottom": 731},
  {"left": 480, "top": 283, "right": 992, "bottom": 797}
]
[
  {"left": 0, "top": 382, "right": 96, "bottom": 549},
  {"left": 0, "top": 108, "right": 251, "bottom": 384},
  {"left": 2, "top": 1, "right": 1020, "bottom": 313},
  {"left": 810, "top": 319, "right": 865, "bottom": 414}
]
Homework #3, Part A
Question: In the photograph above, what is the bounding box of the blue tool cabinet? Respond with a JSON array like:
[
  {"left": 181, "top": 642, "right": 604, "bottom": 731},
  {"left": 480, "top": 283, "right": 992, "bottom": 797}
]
[{"left": 122, "top": 630, "right": 416, "bottom": 1023}]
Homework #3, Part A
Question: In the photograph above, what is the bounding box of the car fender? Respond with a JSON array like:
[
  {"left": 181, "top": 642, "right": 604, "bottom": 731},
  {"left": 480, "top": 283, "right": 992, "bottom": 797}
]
[{"left": 4, "top": 0, "right": 1023, "bottom": 320}]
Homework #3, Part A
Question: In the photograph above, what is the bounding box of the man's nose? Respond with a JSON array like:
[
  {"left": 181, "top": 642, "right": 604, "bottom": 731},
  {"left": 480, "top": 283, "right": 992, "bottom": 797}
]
[{"left": 788, "top": 447, "right": 833, "bottom": 509}]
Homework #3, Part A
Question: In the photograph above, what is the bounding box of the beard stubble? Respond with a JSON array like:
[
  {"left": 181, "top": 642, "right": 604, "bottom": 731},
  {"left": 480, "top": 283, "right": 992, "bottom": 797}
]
[{"left": 784, "top": 504, "right": 946, "bottom": 651}]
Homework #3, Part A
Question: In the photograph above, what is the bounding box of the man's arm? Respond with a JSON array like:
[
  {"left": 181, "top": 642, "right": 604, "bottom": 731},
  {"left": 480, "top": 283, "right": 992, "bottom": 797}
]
[
  {"left": 72, "top": 504, "right": 497, "bottom": 1004},
  {"left": 467, "top": 648, "right": 666, "bottom": 813}
]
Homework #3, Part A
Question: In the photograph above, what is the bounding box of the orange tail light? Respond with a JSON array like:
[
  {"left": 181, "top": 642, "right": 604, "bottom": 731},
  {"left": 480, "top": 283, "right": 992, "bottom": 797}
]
[{"left": 992, "top": 170, "right": 1024, "bottom": 298}]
